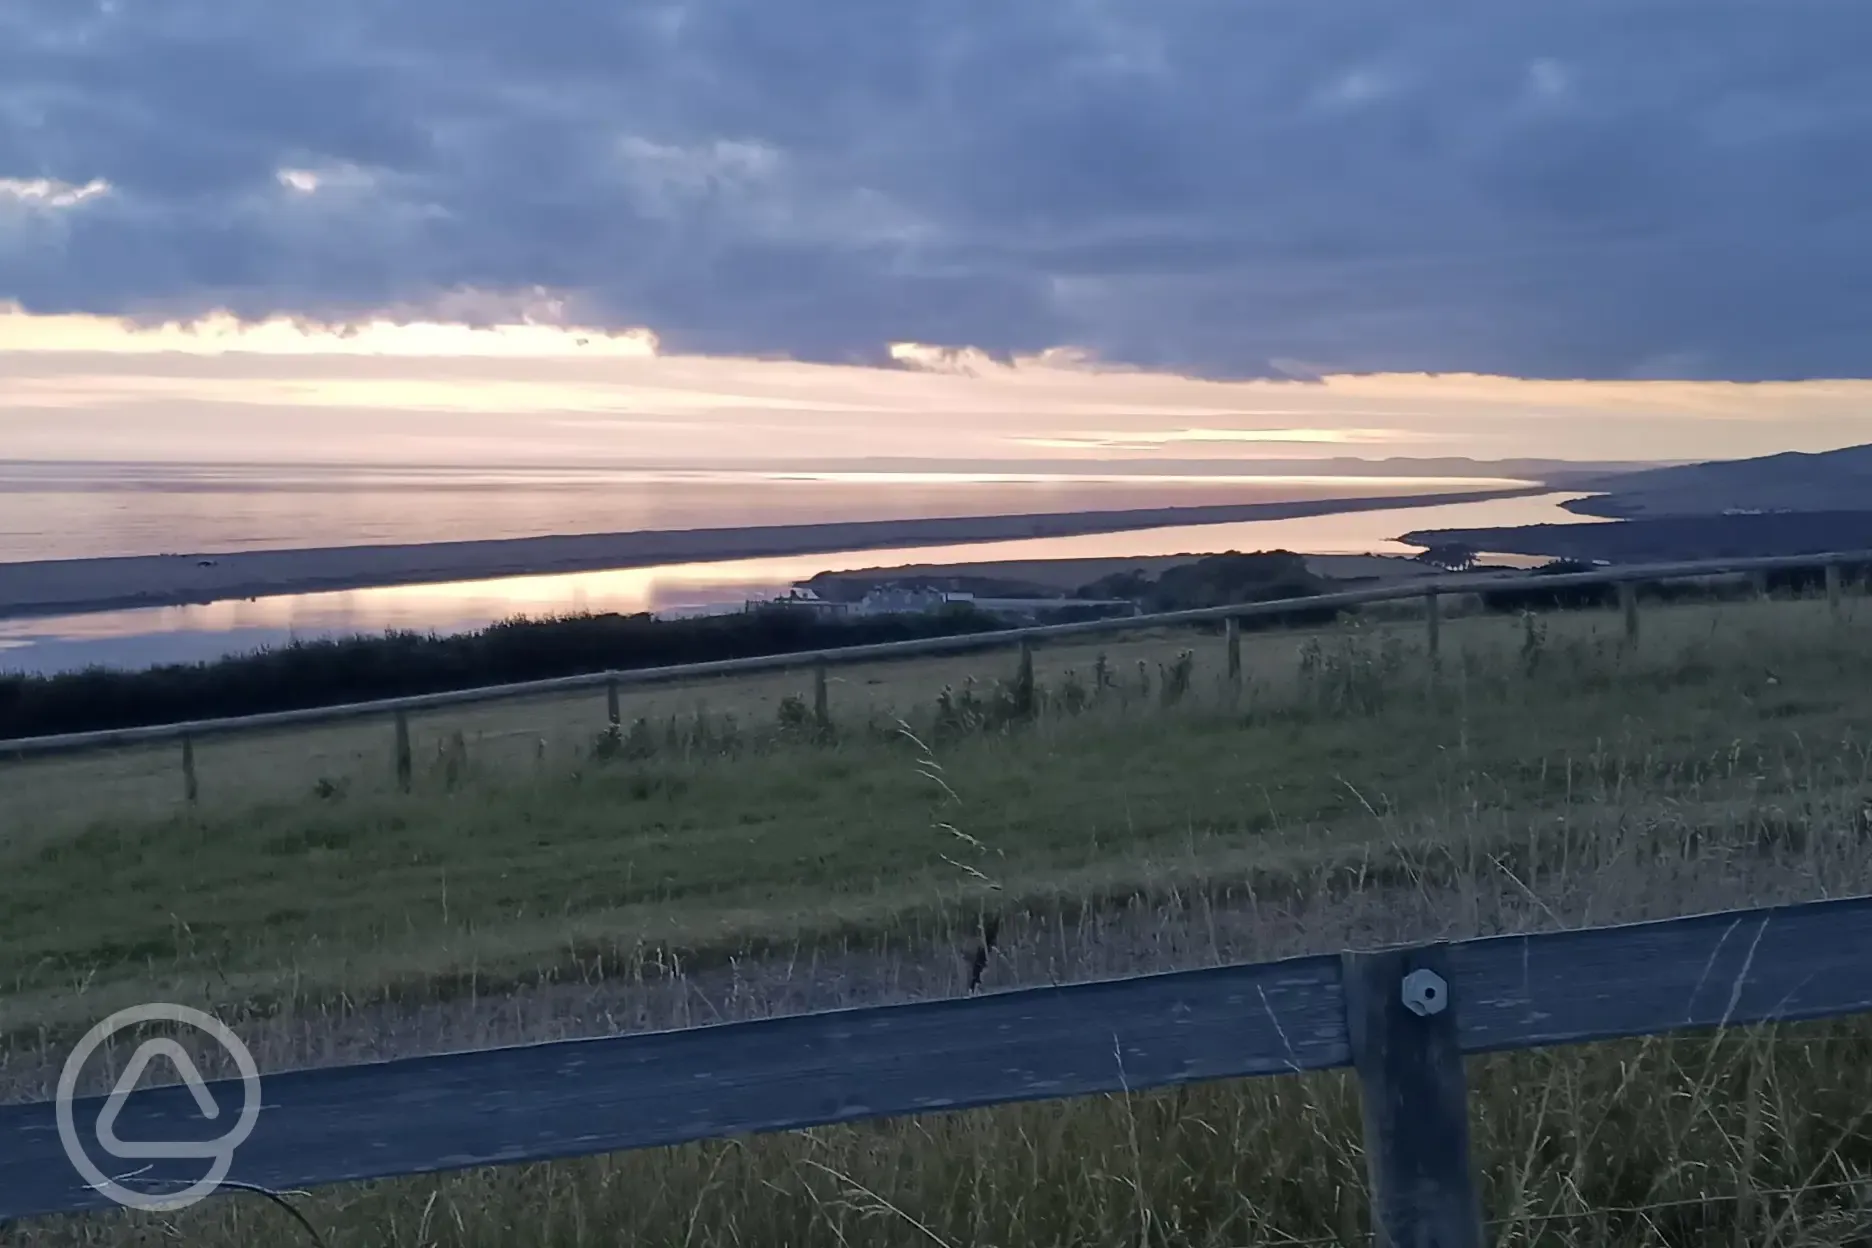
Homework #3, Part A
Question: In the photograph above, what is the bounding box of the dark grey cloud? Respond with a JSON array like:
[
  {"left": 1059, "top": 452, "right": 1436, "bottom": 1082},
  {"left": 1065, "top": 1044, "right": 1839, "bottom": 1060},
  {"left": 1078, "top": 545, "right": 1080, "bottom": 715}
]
[{"left": 3, "top": 0, "right": 1871, "bottom": 379}]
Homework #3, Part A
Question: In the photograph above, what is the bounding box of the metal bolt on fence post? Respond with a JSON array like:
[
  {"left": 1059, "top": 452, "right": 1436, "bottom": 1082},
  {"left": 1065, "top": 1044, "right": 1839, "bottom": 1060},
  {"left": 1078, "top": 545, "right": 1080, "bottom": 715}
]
[{"left": 1400, "top": 968, "right": 1448, "bottom": 1017}]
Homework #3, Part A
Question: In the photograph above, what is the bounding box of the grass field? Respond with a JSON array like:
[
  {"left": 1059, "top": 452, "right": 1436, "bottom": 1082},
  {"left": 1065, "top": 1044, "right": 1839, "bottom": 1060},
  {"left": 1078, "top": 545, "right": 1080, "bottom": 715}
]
[{"left": 7, "top": 587, "right": 1872, "bottom": 1245}]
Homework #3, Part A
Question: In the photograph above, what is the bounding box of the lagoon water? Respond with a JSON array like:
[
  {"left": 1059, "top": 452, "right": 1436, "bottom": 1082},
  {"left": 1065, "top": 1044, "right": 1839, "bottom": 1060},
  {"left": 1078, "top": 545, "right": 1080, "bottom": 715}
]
[
  {"left": 0, "top": 460, "right": 1549, "bottom": 562},
  {"left": 0, "top": 462, "right": 1593, "bottom": 676}
]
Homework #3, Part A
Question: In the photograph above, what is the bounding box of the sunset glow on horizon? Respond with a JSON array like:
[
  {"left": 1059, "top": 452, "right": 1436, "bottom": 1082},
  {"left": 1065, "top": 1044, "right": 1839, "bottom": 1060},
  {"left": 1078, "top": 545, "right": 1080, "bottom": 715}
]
[{"left": 4, "top": 305, "right": 1872, "bottom": 470}]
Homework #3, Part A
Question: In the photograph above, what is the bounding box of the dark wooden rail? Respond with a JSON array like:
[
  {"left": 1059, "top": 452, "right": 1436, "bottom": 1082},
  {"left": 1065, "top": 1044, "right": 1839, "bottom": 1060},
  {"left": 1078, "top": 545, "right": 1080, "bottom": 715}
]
[{"left": 5, "top": 894, "right": 1870, "bottom": 1242}]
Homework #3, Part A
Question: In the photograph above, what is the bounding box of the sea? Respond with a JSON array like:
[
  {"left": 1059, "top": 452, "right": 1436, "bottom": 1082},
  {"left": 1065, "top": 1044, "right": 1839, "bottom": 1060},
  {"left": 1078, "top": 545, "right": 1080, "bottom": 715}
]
[{"left": 0, "top": 461, "right": 1595, "bottom": 676}]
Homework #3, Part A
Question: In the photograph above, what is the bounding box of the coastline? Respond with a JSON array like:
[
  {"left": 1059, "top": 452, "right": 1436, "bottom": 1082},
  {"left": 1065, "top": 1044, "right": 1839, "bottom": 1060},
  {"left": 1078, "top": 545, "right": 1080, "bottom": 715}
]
[
  {"left": 0, "top": 485, "right": 1549, "bottom": 621},
  {"left": 1400, "top": 509, "right": 1872, "bottom": 564}
]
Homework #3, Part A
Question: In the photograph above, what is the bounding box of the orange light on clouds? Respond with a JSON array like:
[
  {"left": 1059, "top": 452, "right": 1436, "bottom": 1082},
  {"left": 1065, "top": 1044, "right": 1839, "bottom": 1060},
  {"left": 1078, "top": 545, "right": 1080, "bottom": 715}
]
[
  {"left": 0, "top": 373, "right": 885, "bottom": 416},
  {"left": 3, "top": 308, "right": 1871, "bottom": 466},
  {"left": 0, "top": 303, "right": 660, "bottom": 358}
]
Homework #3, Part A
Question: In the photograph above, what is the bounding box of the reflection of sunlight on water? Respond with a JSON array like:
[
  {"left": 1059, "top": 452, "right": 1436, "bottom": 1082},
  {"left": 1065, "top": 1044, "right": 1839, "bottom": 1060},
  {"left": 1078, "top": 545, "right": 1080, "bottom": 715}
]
[
  {"left": 760, "top": 471, "right": 1536, "bottom": 487},
  {"left": 1, "top": 464, "right": 1546, "bottom": 562},
  {"left": 1, "top": 491, "right": 1602, "bottom": 675}
]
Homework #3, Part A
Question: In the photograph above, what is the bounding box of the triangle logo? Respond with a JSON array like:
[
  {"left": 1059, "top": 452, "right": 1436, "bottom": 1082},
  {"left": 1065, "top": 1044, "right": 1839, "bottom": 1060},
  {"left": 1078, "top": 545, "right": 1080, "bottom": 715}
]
[{"left": 95, "top": 1039, "right": 225, "bottom": 1160}]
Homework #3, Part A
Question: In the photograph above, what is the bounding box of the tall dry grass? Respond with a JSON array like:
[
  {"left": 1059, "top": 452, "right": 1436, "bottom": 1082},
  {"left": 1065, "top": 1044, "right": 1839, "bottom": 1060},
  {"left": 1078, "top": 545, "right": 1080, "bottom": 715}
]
[
  {"left": 4, "top": 588, "right": 1872, "bottom": 1244},
  {"left": 13, "top": 788, "right": 1872, "bottom": 1246}
]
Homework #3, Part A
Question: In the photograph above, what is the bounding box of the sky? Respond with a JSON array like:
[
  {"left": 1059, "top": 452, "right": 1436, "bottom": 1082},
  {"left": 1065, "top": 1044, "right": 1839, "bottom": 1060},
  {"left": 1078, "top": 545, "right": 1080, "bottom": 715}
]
[{"left": 4, "top": 1, "right": 1872, "bottom": 469}]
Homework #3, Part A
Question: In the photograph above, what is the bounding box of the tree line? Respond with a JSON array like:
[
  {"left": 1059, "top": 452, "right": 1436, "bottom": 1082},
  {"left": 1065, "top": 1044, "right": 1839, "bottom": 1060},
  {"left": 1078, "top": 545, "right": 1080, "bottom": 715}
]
[{"left": 0, "top": 605, "right": 1013, "bottom": 741}]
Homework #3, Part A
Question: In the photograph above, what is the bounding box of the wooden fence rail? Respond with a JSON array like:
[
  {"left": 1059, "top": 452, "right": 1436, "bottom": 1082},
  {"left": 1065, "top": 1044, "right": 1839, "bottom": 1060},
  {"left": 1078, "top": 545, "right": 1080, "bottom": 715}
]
[
  {"left": 4, "top": 894, "right": 1871, "bottom": 1238},
  {"left": 2, "top": 548, "right": 1868, "bottom": 769}
]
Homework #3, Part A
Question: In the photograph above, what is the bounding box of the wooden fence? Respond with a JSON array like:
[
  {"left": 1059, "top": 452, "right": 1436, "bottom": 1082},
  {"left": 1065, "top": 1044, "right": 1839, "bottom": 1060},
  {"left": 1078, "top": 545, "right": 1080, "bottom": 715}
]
[
  {"left": 2, "top": 549, "right": 1868, "bottom": 784},
  {"left": 2, "top": 894, "right": 1870, "bottom": 1243}
]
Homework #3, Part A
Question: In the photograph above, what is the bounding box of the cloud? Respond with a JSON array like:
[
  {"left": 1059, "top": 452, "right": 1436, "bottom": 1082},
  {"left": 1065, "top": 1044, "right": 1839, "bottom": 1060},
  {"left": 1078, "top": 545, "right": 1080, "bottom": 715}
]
[
  {"left": 0, "top": 302, "right": 660, "bottom": 356},
  {"left": 0, "top": 176, "right": 112, "bottom": 208},
  {"left": 2, "top": 0, "right": 1870, "bottom": 380}
]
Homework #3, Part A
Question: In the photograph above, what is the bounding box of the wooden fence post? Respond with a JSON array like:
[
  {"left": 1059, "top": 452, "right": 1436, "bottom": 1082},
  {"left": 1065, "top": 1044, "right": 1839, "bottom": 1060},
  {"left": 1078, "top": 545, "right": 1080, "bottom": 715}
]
[
  {"left": 1225, "top": 617, "right": 1242, "bottom": 687},
  {"left": 1015, "top": 639, "right": 1036, "bottom": 718},
  {"left": 1342, "top": 944, "right": 1484, "bottom": 1248},
  {"left": 1751, "top": 569, "right": 1770, "bottom": 601},
  {"left": 1619, "top": 581, "right": 1640, "bottom": 643},
  {"left": 394, "top": 711, "right": 412, "bottom": 792},
  {"left": 1826, "top": 564, "right": 1843, "bottom": 617},
  {"left": 1423, "top": 591, "right": 1441, "bottom": 663},
  {"left": 181, "top": 735, "right": 198, "bottom": 805},
  {"left": 605, "top": 677, "right": 621, "bottom": 726},
  {"left": 813, "top": 664, "right": 830, "bottom": 735}
]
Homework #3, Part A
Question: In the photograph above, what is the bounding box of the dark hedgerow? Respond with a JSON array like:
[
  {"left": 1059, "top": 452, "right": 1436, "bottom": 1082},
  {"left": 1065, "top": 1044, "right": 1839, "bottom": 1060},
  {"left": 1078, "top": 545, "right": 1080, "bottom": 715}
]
[{"left": 0, "top": 604, "right": 1014, "bottom": 740}]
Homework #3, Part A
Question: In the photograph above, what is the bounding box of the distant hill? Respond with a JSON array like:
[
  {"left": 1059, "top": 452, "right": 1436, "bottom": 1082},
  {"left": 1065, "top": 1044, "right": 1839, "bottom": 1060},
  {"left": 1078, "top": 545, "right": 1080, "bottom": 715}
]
[
  {"left": 1401, "top": 511, "right": 1872, "bottom": 564},
  {"left": 1566, "top": 443, "right": 1872, "bottom": 518}
]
